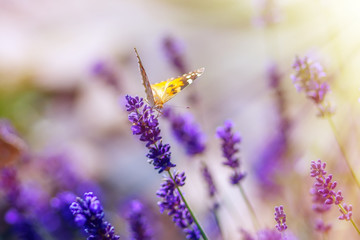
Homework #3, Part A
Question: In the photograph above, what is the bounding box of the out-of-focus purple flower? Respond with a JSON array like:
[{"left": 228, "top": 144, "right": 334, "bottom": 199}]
[
  {"left": 163, "top": 108, "right": 206, "bottom": 156},
  {"left": 70, "top": 192, "right": 120, "bottom": 240},
  {"left": 92, "top": 61, "right": 121, "bottom": 91},
  {"left": 125, "top": 95, "right": 175, "bottom": 173},
  {"left": 162, "top": 36, "right": 187, "bottom": 74},
  {"left": 274, "top": 205, "right": 287, "bottom": 232},
  {"left": 243, "top": 228, "right": 298, "bottom": 240},
  {"left": 201, "top": 165, "right": 217, "bottom": 198},
  {"left": 4, "top": 209, "right": 43, "bottom": 240},
  {"left": 291, "top": 56, "right": 333, "bottom": 117},
  {"left": 51, "top": 191, "right": 77, "bottom": 223},
  {"left": 254, "top": 133, "right": 286, "bottom": 196},
  {"left": 156, "top": 171, "right": 200, "bottom": 240},
  {"left": 268, "top": 62, "right": 282, "bottom": 89},
  {"left": 240, "top": 229, "right": 255, "bottom": 240},
  {"left": 216, "top": 120, "right": 246, "bottom": 185},
  {"left": 242, "top": 228, "right": 282, "bottom": 240},
  {"left": 314, "top": 219, "right": 331, "bottom": 233},
  {"left": 310, "top": 160, "right": 353, "bottom": 222},
  {"left": 255, "top": 63, "right": 290, "bottom": 196},
  {"left": 127, "top": 200, "right": 152, "bottom": 240},
  {"left": 38, "top": 151, "right": 100, "bottom": 195},
  {"left": 253, "top": 0, "right": 282, "bottom": 28},
  {"left": 256, "top": 229, "right": 282, "bottom": 240},
  {"left": 0, "top": 119, "right": 27, "bottom": 167},
  {"left": 0, "top": 167, "right": 21, "bottom": 203}
]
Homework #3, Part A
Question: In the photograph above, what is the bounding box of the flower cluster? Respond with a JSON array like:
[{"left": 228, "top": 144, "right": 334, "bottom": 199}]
[
  {"left": 162, "top": 36, "right": 187, "bottom": 74},
  {"left": 0, "top": 167, "right": 21, "bottom": 203},
  {"left": 291, "top": 56, "right": 333, "bottom": 116},
  {"left": 92, "top": 61, "right": 121, "bottom": 90},
  {"left": 125, "top": 95, "right": 175, "bottom": 173},
  {"left": 310, "top": 160, "right": 353, "bottom": 221},
  {"left": 274, "top": 205, "right": 287, "bottom": 232},
  {"left": 201, "top": 165, "right": 217, "bottom": 198},
  {"left": 216, "top": 120, "right": 246, "bottom": 185},
  {"left": 69, "top": 192, "right": 120, "bottom": 240},
  {"left": 156, "top": 171, "right": 200, "bottom": 240},
  {"left": 126, "top": 200, "right": 152, "bottom": 240},
  {"left": 163, "top": 108, "right": 206, "bottom": 156}
]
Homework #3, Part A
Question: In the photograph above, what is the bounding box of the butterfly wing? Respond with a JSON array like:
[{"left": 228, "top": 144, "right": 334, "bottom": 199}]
[
  {"left": 151, "top": 68, "right": 204, "bottom": 105},
  {"left": 134, "top": 48, "right": 156, "bottom": 107}
]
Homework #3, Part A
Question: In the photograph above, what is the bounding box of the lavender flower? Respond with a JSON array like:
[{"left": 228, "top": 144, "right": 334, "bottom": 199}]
[
  {"left": 69, "top": 192, "right": 120, "bottom": 240},
  {"left": 125, "top": 95, "right": 175, "bottom": 173},
  {"left": 127, "top": 200, "right": 152, "bottom": 240},
  {"left": 92, "top": 61, "right": 121, "bottom": 90},
  {"left": 51, "top": 191, "right": 77, "bottom": 223},
  {"left": 156, "top": 171, "right": 200, "bottom": 240},
  {"left": 310, "top": 160, "right": 353, "bottom": 222},
  {"left": 256, "top": 229, "right": 283, "bottom": 240},
  {"left": 241, "top": 228, "right": 283, "bottom": 240},
  {"left": 291, "top": 56, "right": 333, "bottom": 117},
  {"left": 162, "top": 36, "right": 187, "bottom": 74},
  {"left": 0, "top": 167, "right": 21, "bottom": 203},
  {"left": 315, "top": 219, "right": 331, "bottom": 233},
  {"left": 4, "top": 209, "right": 43, "bottom": 240},
  {"left": 163, "top": 108, "right": 206, "bottom": 156},
  {"left": 201, "top": 165, "right": 217, "bottom": 197},
  {"left": 38, "top": 151, "right": 100, "bottom": 195},
  {"left": 274, "top": 205, "right": 287, "bottom": 232},
  {"left": 216, "top": 120, "right": 246, "bottom": 184},
  {"left": 253, "top": 0, "right": 282, "bottom": 27},
  {"left": 339, "top": 204, "right": 353, "bottom": 221}
]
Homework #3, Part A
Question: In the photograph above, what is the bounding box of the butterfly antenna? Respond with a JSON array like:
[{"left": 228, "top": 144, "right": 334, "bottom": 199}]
[{"left": 166, "top": 104, "right": 191, "bottom": 110}]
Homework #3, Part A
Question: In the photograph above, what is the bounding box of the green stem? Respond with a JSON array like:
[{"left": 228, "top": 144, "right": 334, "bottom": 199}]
[
  {"left": 238, "top": 184, "right": 260, "bottom": 230},
  {"left": 326, "top": 116, "right": 360, "bottom": 189},
  {"left": 168, "top": 170, "right": 209, "bottom": 240}
]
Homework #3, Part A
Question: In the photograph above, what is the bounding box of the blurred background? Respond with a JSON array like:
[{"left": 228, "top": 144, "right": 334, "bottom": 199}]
[{"left": 1, "top": 0, "right": 360, "bottom": 239}]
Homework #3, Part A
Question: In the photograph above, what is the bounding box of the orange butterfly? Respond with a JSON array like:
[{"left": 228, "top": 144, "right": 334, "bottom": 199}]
[{"left": 134, "top": 48, "right": 204, "bottom": 109}]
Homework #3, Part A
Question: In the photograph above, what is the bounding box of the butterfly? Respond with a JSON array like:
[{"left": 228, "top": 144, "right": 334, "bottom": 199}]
[{"left": 134, "top": 48, "right": 204, "bottom": 109}]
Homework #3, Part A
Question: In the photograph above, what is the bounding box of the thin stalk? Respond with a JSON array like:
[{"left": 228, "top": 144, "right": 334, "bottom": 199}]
[
  {"left": 238, "top": 184, "right": 260, "bottom": 230},
  {"left": 212, "top": 204, "right": 224, "bottom": 240},
  {"left": 168, "top": 170, "right": 209, "bottom": 240},
  {"left": 326, "top": 116, "right": 360, "bottom": 189}
]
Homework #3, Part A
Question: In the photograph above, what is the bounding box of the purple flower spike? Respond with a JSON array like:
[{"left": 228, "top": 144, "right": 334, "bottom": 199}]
[
  {"left": 162, "top": 36, "right": 187, "bottom": 74},
  {"left": 339, "top": 204, "right": 353, "bottom": 221},
  {"left": 92, "top": 61, "right": 121, "bottom": 90},
  {"left": 0, "top": 167, "right": 21, "bottom": 203},
  {"left": 127, "top": 200, "right": 152, "bottom": 240},
  {"left": 291, "top": 56, "right": 333, "bottom": 117},
  {"left": 274, "top": 205, "right": 287, "bottom": 232},
  {"left": 310, "top": 160, "right": 327, "bottom": 177},
  {"left": 201, "top": 165, "right": 217, "bottom": 197},
  {"left": 315, "top": 219, "right": 331, "bottom": 233},
  {"left": 125, "top": 95, "right": 176, "bottom": 173},
  {"left": 163, "top": 108, "right": 206, "bottom": 156},
  {"left": 156, "top": 171, "right": 200, "bottom": 240},
  {"left": 310, "top": 160, "right": 353, "bottom": 223},
  {"left": 216, "top": 120, "right": 246, "bottom": 185},
  {"left": 69, "top": 192, "right": 120, "bottom": 240}
]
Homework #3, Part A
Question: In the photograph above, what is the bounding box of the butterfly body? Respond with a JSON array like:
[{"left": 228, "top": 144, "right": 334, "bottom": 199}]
[{"left": 134, "top": 48, "right": 204, "bottom": 109}]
